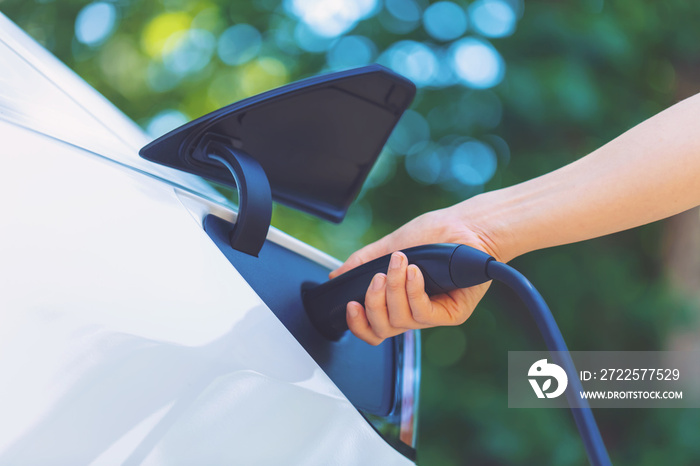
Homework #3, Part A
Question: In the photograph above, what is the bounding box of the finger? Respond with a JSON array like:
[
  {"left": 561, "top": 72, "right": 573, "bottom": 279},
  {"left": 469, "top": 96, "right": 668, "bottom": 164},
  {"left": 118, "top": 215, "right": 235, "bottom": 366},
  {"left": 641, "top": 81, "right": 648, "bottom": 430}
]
[
  {"left": 385, "top": 252, "right": 414, "bottom": 329},
  {"left": 405, "top": 264, "right": 436, "bottom": 325},
  {"left": 329, "top": 238, "right": 391, "bottom": 279},
  {"left": 329, "top": 250, "right": 364, "bottom": 279},
  {"left": 346, "top": 301, "right": 384, "bottom": 346},
  {"left": 447, "top": 282, "right": 491, "bottom": 324},
  {"left": 363, "top": 272, "right": 396, "bottom": 340},
  {"left": 423, "top": 284, "right": 489, "bottom": 327}
]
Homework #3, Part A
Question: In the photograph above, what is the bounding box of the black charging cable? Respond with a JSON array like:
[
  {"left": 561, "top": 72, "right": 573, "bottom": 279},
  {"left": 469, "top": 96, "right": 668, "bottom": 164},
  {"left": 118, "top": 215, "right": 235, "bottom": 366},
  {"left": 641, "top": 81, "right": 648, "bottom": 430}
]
[{"left": 486, "top": 261, "right": 611, "bottom": 466}]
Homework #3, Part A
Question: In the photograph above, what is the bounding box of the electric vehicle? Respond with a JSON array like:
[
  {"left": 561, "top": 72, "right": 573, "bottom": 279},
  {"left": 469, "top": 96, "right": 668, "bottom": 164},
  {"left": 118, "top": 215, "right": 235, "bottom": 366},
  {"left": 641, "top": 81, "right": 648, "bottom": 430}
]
[{"left": 0, "top": 13, "right": 419, "bottom": 465}]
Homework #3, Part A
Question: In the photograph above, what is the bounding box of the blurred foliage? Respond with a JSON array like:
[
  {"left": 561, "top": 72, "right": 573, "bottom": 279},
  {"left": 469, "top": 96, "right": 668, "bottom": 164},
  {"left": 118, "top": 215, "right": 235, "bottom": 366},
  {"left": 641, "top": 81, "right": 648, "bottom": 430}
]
[{"left": 4, "top": 0, "right": 700, "bottom": 464}]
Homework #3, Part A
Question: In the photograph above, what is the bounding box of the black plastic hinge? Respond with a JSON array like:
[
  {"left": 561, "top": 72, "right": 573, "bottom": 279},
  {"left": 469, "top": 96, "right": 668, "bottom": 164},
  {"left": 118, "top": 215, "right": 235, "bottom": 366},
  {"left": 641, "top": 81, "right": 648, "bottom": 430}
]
[{"left": 196, "top": 133, "right": 272, "bottom": 257}]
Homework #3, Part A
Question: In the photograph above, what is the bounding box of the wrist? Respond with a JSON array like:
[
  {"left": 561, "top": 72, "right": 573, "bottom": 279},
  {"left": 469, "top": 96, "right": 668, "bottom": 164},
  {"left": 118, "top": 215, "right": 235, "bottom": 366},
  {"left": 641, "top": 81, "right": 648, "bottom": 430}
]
[{"left": 441, "top": 191, "right": 523, "bottom": 263}]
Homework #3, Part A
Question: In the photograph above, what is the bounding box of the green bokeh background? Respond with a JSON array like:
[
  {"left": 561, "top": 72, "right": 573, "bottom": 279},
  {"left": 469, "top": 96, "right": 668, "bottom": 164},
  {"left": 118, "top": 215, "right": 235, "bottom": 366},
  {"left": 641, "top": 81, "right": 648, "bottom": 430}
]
[{"left": 4, "top": 0, "right": 700, "bottom": 464}]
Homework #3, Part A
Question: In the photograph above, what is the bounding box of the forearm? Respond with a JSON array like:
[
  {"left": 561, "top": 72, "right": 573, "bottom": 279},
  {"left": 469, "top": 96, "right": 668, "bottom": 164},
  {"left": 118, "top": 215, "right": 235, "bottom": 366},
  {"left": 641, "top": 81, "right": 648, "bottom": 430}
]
[{"left": 456, "top": 93, "right": 700, "bottom": 262}]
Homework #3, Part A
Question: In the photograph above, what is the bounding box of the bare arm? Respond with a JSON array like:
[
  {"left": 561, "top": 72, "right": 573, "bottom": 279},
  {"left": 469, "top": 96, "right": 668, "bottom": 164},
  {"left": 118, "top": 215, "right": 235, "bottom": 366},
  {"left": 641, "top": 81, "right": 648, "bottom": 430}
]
[
  {"left": 476, "top": 92, "right": 700, "bottom": 262},
  {"left": 332, "top": 93, "right": 700, "bottom": 345}
]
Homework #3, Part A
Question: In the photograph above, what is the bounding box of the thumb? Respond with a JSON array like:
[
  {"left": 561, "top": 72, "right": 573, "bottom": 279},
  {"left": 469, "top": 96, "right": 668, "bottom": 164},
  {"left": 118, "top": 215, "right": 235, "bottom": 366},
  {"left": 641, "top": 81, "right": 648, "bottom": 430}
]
[{"left": 329, "top": 238, "right": 393, "bottom": 279}]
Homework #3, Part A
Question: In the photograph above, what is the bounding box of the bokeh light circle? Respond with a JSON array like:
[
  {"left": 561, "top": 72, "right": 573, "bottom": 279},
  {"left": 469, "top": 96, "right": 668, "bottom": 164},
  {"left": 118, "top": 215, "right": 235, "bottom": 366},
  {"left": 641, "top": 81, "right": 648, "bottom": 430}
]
[
  {"left": 327, "top": 35, "right": 376, "bottom": 69},
  {"left": 218, "top": 24, "right": 262, "bottom": 66},
  {"left": 405, "top": 144, "right": 445, "bottom": 185},
  {"left": 141, "top": 12, "right": 191, "bottom": 58},
  {"left": 469, "top": 0, "right": 517, "bottom": 38},
  {"left": 385, "top": 0, "right": 422, "bottom": 22},
  {"left": 423, "top": 2, "right": 468, "bottom": 42},
  {"left": 450, "top": 37, "right": 505, "bottom": 89},
  {"left": 380, "top": 40, "right": 438, "bottom": 87},
  {"left": 450, "top": 140, "right": 498, "bottom": 186},
  {"left": 75, "top": 2, "right": 117, "bottom": 46},
  {"left": 287, "top": 0, "right": 378, "bottom": 37},
  {"left": 163, "top": 29, "right": 215, "bottom": 76},
  {"left": 294, "top": 22, "right": 334, "bottom": 52}
]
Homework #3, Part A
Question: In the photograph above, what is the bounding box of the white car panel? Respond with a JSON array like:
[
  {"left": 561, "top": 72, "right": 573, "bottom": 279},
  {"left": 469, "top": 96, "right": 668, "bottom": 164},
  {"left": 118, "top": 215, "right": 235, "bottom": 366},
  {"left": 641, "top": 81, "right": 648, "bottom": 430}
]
[
  {"left": 0, "top": 120, "right": 412, "bottom": 465},
  {"left": 0, "top": 13, "right": 414, "bottom": 464}
]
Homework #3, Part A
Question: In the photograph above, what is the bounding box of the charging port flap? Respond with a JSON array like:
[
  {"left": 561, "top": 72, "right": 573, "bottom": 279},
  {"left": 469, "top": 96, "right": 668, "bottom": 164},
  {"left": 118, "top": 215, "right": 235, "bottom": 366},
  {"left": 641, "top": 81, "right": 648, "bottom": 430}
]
[{"left": 139, "top": 65, "right": 415, "bottom": 225}]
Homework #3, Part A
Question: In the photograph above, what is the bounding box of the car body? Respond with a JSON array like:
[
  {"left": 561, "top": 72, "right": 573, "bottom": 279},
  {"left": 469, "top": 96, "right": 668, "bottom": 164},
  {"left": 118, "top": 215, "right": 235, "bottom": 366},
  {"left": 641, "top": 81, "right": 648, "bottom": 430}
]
[{"left": 0, "top": 13, "right": 418, "bottom": 465}]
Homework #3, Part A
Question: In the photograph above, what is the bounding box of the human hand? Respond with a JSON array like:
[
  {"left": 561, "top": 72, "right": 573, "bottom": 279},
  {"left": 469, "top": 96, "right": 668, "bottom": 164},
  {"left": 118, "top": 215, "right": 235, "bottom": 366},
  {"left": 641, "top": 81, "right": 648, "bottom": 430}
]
[{"left": 329, "top": 204, "right": 504, "bottom": 345}]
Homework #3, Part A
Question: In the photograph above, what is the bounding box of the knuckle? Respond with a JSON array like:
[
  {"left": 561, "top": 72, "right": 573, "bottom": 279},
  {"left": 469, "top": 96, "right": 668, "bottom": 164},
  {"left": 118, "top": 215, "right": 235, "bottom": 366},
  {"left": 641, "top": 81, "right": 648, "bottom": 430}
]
[
  {"left": 347, "top": 252, "right": 363, "bottom": 266},
  {"left": 388, "top": 315, "right": 403, "bottom": 328},
  {"left": 374, "top": 327, "right": 393, "bottom": 339},
  {"left": 455, "top": 310, "right": 473, "bottom": 325},
  {"left": 386, "top": 280, "right": 404, "bottom": 292},
  {"left": 412, "top": 309, "right": 432, "bottom": 326},
  {"left": 350, "top": 324, "right": 368, "bottom": 338},
  {"left": 406, "top": 286, "right": 425, "bottom": 300},
  {"left": 388, "top": 319, "right": 402, "bottom": 329},
  {"left": 364, "top": 293, "right": 384, "bottom": 311},
  {"left": 347, "top": 320, "right": 365, "bottom": 337},
  {"left": 355, "top": 250, "right": 367, "bottom": 261},
  {"left": 389, "top": 314, "right": 411, "bottom": 329}
]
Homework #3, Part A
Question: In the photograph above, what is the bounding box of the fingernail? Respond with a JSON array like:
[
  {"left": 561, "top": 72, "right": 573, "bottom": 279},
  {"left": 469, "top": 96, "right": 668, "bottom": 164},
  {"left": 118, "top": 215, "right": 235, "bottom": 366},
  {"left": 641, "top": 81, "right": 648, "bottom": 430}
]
[
  {"left": 407, "top": 265, "right": 416, "bottom": 280},
  {"left": 371, "top": 273, "right": 386, "bottom": 290},
  {"left": 348, "top": 303, "right": 359, "bottom": 318},
  {"left": 389, "top": 252, "right": 403, "bottom": 270}
]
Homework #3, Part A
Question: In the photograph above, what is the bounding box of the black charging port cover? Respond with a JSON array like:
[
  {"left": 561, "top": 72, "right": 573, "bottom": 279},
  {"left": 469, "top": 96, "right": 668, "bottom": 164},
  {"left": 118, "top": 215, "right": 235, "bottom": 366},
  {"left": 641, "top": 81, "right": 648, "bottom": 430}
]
[{"left": 139, "top": 64, "right": 416, "bottom": 224}]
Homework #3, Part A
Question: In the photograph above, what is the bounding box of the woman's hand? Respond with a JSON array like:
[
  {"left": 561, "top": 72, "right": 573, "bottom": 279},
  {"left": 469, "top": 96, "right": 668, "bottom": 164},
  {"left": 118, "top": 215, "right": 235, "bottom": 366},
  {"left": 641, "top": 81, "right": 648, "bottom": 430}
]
[{"left": 329, "top": 203, "right": 505, "bottom": 345}]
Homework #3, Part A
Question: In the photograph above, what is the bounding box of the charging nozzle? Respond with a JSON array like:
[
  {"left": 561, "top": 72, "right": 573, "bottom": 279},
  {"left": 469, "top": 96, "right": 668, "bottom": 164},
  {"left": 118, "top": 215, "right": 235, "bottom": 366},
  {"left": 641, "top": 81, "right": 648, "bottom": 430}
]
[{"left": 303, "top": 244, "right": 494, "bottom": 341}]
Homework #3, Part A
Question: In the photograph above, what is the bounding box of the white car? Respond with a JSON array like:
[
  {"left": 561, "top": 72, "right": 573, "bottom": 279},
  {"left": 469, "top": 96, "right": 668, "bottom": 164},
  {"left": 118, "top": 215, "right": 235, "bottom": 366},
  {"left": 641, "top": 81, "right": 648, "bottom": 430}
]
[{"left": 0, "top": 13, "right": 419, "bottom": 465}]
